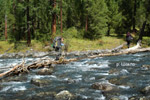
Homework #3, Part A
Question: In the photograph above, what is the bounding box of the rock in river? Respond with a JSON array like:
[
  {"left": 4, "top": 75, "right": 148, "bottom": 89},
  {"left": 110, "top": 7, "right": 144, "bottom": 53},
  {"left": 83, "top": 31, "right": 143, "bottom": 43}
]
[
  {"left": 31, "top": 78, "right": 51, "bottom": 87},
  {"left": 37, "top": 68, "right": 53, "bottom": 75},
  {"left": 141, "top": 85, "right": 150, "bottom": 95},
  {"left": 55, "top": 90, "right": 75, "bottom": 100},
  {"left": 36, "top": 91, "right": 56, "bottom": 97},
  {"left": 91, "top": 82, "right": 116, "bottom": 92},
  {"left": 142, "top": 65, "right": 150, "bottom": 69}
]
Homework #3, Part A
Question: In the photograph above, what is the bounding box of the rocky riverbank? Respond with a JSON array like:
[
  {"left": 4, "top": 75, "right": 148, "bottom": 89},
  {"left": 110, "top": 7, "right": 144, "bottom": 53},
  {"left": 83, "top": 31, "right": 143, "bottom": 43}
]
[
  {"left": 1, "top": 44, "right": 150, "bottom": 59},
  {"left": 0, "top": 49, "right": 112, "bottom": 58},
  {"left": 1, "top": 47, "right": 150, "bottom": 99}
]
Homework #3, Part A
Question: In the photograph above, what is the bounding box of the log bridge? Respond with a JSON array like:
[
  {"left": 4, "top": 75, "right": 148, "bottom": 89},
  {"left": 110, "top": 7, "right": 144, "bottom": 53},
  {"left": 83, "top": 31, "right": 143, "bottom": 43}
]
[{"left": 0, "top": 42, "right": 150, "bottom": 78}]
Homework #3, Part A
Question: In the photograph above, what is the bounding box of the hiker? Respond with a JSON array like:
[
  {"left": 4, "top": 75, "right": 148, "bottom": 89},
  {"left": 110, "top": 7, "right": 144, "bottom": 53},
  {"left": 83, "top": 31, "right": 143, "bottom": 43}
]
[
  {"left": 53, "top": 36, "right": 64, "bottom": 60},
  {"left": 126, "top": 32, "right": 133, "bottom": 48}
]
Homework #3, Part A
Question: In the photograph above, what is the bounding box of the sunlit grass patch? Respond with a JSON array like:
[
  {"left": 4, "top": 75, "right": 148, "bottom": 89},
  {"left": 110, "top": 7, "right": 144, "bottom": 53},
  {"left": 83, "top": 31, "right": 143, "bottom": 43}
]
[{"left": 66, "top": 36, "right": 125, "bottom": 52}]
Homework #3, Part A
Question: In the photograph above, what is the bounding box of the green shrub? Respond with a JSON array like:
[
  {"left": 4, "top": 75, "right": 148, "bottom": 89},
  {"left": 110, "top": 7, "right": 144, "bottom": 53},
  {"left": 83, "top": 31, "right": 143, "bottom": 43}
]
[
  {"left": 63, "top": 27, "right": 78, "bottom": 39},
  {"left": 143, "top": 37, "right": 150, "bottom": 47}
]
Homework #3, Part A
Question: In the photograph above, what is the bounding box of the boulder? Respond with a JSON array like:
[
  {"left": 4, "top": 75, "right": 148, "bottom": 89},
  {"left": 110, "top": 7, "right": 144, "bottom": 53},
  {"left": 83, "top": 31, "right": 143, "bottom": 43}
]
[
  {"left": 110, "top": 97, "right": 120, "bottom": 100},
  {"left": 129, "top": 96, "right": 150, "bottom": 100},
  {"left": 91, "top": 82, "right": 116, "bottom": 92},
  {"left": 31, "top": 78, "right": 51, "bottom": 87},
  {"left": 141, "top": 86, "right": 150, "bottom": 95},
  {"left": 55, "top": 90, "right": 74, "bottom": 100},
  {"left": 109, "top": 76, "right": 128, "bottom": 85},
  {"left": 142, "top": 65, "right": 150, "bottom": 69},
  {"left": 65, "top": 78, "right": 76, "bottom": 84},
  {"left": 37, "top": 68, "right": 53, "bottom": 75}
]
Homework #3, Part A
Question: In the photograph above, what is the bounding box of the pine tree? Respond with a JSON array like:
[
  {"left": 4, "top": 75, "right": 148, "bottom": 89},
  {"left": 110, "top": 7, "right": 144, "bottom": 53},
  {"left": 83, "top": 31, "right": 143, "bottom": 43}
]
[
  {"left": 136, "top": 0, "right": 150, "bottom": 41},
  {"left": 105, "top": 0, "right": 123, "bottom": 36},
  {"left": 84, "top": 0, "right": 108, "bottom": 39}
]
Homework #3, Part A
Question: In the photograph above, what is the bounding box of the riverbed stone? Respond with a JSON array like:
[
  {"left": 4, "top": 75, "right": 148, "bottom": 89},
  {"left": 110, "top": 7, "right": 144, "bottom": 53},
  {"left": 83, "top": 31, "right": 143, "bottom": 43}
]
[
  {"left": 1, "top": 75, "right": 27, "bottom": 83},
  {"left": 65, "top": 78, "right": 76, "bottom": 84},
  {"left": 129, "top": 96, "right": 138, "bottom": 100},
  {"left": 31, "top": 78, "right": 51, "bottom": 87},
  {"left": 36, "top": 91, "right": 56, "bottom": 97},
  {"left": 129, "top": 96, "right": 150, "bottom": 100},
  {"left": 55, "top": 90, "right": 74, "bottom": 100},
  {"left": 0, "top": 97, "right": 4, "bottom": 100},
  {"left": 109, "top": 69, "right": 120, "bottom": 74},
  {"left": 141, "top": 86, "right": 150, "bottom": 95},
  {"left": 91, "top": 82, "right": 116, "bottom": 92},
  {"left": 109, "top": 76, "right": 128, "bottom": 85},
  {"left": 36, "top": 68, "right": 53, "bottom": 75},
  {"left": 110, "top": 97, "right": 120, "bottom": 100},
  {"left": 102, "top": 91, "right": 120, "bottom": 100},
  {"left": 142, "top": 65, "right": 150, "bottom": 69}
]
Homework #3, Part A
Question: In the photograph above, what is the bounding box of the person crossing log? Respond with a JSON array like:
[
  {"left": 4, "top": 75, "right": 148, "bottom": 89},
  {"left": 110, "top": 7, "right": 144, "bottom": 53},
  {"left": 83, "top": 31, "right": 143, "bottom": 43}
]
[{"left": 0, "top": 43, "right": 150, "bottom": 79}]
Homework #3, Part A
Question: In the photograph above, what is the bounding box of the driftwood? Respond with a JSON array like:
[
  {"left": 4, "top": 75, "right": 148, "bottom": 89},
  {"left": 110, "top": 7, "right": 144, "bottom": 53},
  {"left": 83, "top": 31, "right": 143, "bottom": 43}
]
[{"left": 0, "top": 42, "right": 150, "bottom": 78}]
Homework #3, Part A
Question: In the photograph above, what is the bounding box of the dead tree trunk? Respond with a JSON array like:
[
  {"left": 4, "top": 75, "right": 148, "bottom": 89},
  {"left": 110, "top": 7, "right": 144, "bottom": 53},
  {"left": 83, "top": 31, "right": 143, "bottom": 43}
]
[
  {"left": 52, "top": 0, "right": 56, "bottom": 39},
  {"left": 85, "top": 16, "right": 88, "bottom": 32}
]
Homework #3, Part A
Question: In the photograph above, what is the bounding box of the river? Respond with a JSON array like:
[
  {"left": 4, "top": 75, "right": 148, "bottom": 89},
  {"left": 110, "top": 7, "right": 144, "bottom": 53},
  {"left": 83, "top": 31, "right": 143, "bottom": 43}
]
[{"left": 0, "top": 52, "right": 150, "bottom": 100}]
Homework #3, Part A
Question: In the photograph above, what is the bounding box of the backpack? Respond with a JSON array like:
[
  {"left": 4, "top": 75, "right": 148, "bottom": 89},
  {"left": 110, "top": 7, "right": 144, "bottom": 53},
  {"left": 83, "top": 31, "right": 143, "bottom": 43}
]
[
  {"left": 53, "top": 37, "right": 61, "bottom": 48},
  {"left": 126, "top": 35, "right": 133, "bottom": 41}
]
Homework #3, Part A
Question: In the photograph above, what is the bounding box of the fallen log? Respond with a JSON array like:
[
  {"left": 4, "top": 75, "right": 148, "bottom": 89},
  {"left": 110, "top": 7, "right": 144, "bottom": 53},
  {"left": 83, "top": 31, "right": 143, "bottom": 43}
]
[{"left": 0, "top": 43, "right": 150, "bottom": 79}]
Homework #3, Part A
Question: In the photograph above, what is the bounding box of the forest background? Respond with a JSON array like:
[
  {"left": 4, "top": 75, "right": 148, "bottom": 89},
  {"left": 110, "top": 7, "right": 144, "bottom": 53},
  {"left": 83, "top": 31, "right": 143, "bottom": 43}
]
[{"left": 0, "top": 0, "right": 150, "bottom": 53}]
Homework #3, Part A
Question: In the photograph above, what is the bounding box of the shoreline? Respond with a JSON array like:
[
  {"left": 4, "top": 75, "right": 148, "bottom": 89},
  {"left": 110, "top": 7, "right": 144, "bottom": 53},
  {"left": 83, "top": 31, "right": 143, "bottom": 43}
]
[{"left": 0, "top": 46, "right": 150, "bottom": 59}]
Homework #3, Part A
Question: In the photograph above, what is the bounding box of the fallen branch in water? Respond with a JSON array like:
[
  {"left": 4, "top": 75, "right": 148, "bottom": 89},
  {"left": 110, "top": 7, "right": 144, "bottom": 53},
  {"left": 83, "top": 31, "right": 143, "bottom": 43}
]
[{"left": 0, "top": 42, "right": 150, "bottom": 79}]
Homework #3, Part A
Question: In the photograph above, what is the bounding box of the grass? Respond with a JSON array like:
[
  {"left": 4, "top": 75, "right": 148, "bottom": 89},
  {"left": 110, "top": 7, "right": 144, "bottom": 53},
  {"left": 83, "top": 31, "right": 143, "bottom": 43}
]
[
  {"left": 0, "top": 40, "right": 47, "bottom": 54},
  {"left": 65, "top": 35, "right": 125, "bottom": 52},
  {"left": 0, "top": 35, "right": 149, "bottom": 54},
  {"left": 0, "top": 41, "right": 14, "bottom": 54},
  {"left": 142, "top": 37, "right": 150, "bottom": 47}
]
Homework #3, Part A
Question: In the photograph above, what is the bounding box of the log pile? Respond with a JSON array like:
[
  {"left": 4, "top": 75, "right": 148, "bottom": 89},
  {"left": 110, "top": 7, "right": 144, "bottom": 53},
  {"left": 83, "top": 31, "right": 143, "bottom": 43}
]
[{"left": 0, "top": 43, "right": 150, "bottom": 79}]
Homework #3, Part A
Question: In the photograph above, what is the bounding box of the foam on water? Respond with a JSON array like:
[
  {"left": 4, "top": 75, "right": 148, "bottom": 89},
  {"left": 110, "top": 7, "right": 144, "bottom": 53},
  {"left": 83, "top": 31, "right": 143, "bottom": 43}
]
[
  {"left": 133, "top": 54, "right": 142, "bottom": 57},
  {"left": 75, "top": 75, "right": 82, "bottom": 78},
  {"left": 94, "top": 72, "right": 109, "bottom": 76},
  {"left": 118, "top": 85, "right": 130, "bottom": 89},
  {"left": 0, "top": 86, "right": 12, "bottom": 92},
  {"left": 72, "top": 60, "right": 110, "bottom": 72},
  {"left": 49, "top": 75, "right": 57, "bottom": 78},
  {"left": 2, "top": 81, "right": 25, "bottom": 85},
  {"left": 120, "top": 69, "right": 129, "bottom": 75},
  {"left": 25, "top": 58, "right": 33, "bottom": 61},
  {"left": 133, "top": 58, "right": 142, "bottom": 62},
  {"left": 133, "top": 53, "right": 148, "bottom": 57},
  {"left": 0, "top": 63, "right": 3, "bottom": 67},
  {"left": 29, "top": 75, "right": 57, "bottom": 80},
  {"left": 13, "top": 86, "right": 26, "bottom": 91},
  {"left": 94, "top": 95, "right": 105, "bottom": 100},
  {"left": 89, "top": 77, "right": 95, "bottom": 81},
  {"left": 74, "top": 77, "right": 82, "bottom": 82},
  {"left": 119, "top": 95, "right": 129, "bottom": 100}
]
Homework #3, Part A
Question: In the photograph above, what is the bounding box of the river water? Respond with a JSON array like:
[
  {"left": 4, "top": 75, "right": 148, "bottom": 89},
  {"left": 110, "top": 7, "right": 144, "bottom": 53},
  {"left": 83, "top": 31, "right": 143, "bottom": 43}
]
[{"left": 0, "top": 52, "right": 150, "bottom": 100}]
